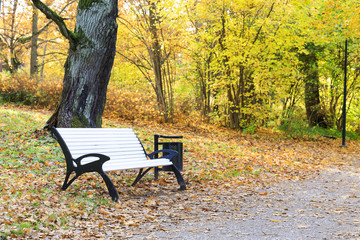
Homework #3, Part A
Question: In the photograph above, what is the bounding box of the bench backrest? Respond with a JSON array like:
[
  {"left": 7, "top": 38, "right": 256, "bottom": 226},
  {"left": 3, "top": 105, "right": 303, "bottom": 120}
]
[{"left": 53, "top": 128, "right": 148, "bottom": 166}]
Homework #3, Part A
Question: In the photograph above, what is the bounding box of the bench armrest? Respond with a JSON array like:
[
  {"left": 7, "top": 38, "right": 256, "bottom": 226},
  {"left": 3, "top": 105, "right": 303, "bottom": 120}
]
[
  {"left": 147, "top": 149, "right": 178, "bottom": 160},
  {"left": 74, "top": 153, "right": 110, "bottom": 166}
]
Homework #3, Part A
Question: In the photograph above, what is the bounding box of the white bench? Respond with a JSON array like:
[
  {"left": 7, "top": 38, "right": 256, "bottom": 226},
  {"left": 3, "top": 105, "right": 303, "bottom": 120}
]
[{"left": 50, "top": 127, "right": 186, "bottom": 201}]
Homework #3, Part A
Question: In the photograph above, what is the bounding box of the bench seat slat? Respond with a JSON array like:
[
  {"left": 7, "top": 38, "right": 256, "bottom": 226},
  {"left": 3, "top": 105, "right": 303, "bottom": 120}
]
[
  {"left": 67, "top": 141, "right": 141, "bottom": 148},
  {"left": 57, "top": 128, "right": 134, "bottom": 132},
  {"left": 68, "top": 146, "right": 146, "bottom": 156},
  {"left": 102, "top": 158, "right": 172, "bottom": 172},
  {"left": 64, "top": 141, "right": 142, "bottom": 146},
  {"left": 73, "top": 153, "right": 148, "bottom": 162},
  {"left": 57, "top": 128, "right": 133, "bottom": 131},
  {"left": 68, "top": 145, "right": 143, "bottom": 151},
  {"left": 80, "top": 157, "right": 149, "bottom": 165},
  {"left": 57, "top": 131, "right": 136, "bottom": 138},
  {"left": 57, "top": 128, "right": 137, "bottom": 139},
  {"left": 58, "top": 131, "right": 136, "bottom": 134},
  {"left": 64, "top": 137, "right": 140, "bottom": 144},
  {"left": 60, "top": 136, "right": 138, "bottom": 140},
  {"left": 60, "top": 134, "right": 140, "bottom": 139},
  {"left": 70, "top": 149, "right": 145, "bottom": 156}
]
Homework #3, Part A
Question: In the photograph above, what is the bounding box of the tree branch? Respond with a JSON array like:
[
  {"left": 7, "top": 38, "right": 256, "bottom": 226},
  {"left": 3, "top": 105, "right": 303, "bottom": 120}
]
[
  {"left": 31, "top": 0, "right": 78, "bottom": 49},
  {"left": 252, "top": 2, "right": 275, "bottom": 44}
]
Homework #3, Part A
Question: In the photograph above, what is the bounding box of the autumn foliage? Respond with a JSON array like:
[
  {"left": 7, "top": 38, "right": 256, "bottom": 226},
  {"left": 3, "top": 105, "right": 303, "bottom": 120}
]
[
  {"left": 2, "top": 0, "right": 360, "bottom": 133},
  {"left": 104, "top": 86, "right": 159, "bottom": 121},
  {"left": 0, "top": 73, "right": 62, "bottom": 108}
]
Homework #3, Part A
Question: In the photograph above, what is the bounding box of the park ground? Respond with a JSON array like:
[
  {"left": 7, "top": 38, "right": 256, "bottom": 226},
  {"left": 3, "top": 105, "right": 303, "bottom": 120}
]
[{"left": 0, "top": 104, "right": 360, "bottom": 239}]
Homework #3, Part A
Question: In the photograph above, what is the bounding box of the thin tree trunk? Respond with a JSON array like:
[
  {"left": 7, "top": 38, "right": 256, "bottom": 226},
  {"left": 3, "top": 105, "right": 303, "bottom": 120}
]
[
  {"left": 30, "top": 4, "right": 38, "bottom": 77},
  {"left": 148, "top": 0, "right": 168, "bottom": 121},
  {"left": 40, "top": 43, "right": 47, "bottom": 78}
]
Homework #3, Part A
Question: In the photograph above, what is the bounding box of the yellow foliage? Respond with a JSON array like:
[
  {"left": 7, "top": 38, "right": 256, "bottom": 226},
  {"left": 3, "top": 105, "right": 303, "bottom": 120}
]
[{"left": 104, "top": 87, "right": 160, "bottom": 121}]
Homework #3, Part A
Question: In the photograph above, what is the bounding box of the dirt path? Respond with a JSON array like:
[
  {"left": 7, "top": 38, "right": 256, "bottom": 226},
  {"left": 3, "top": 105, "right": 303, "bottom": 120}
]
[{"left": 130, "top": 165, "right": 360, "bottom": 240}]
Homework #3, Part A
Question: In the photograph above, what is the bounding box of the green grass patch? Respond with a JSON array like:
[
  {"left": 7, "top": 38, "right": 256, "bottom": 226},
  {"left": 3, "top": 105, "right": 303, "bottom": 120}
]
[{"left": 278, "top": 119, "right": 360, "bottom": 140}]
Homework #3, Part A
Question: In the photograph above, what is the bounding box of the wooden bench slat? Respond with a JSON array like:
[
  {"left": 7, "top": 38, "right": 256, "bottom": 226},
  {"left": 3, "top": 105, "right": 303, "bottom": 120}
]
[
  {"left": 67, "top": 144, "right": 142, "bottom": 149},
  {"left": 64, "top": 141, "right": 142, "bottom": 147},
  {"left": 60, "top": 135, "right": 137, "bottom": 139},
  {"left": 102, "top": 158, "right": 172, "bottom": 171},
  {"left": 70, "top": 148, "right": 145, "bottom": 155},
  {"left": 57, "top": 129, "right": 135, "bottom": 136},
  {"left": 79, "top": 156, "right": 149, "bottom": 165},
  {"left": 58, "top": 130, "right": 135, "bottom": 134},
  {"left": 57, "top": 128, "right": 133, "bottom": 132},
  {"left": 59, "top": 132, "right": 137, "bottom": 136},
  {"left": 73, "top": 153, "right": 148, "bottom": 162},
  {"left": 67, "top": 145, "right": 144, "bottom": 153},
  {"left": 64, "top": 140, "right": 142, "bottom": 144},
  {"left": 62, "top": 136, "right": 139, "bottom": 140},
  {"left": 66, "top": 146, "right": 143, "bottom": 152},
  {"left": 80, "top": 156, "right": 149, "bottom": 164}
]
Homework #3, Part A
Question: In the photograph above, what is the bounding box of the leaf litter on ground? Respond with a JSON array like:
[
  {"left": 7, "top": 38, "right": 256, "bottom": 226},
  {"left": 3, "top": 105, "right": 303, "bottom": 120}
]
[{"left": 0, "top": 104, "right": 359, "bottom": 239}]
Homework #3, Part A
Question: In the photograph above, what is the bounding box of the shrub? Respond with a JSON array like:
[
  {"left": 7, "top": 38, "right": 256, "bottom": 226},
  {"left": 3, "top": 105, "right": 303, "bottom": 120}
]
[{"left": 0, "top": 73, "right": 62, "bottom": 109}]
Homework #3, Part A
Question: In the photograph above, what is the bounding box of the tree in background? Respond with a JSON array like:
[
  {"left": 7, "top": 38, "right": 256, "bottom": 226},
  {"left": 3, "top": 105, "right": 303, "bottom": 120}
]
[
  {"left": 2, "top": 0, "right": 360, "bottom": 134},
  {"left": 320, "top": 41, "right": 360, "bottom": 130},
  {"left": 30, "top": 3, "right": 39, "bottom": 76},
  {"left": 188, "top": 0, "right": 301, "bottom": 129},
  {"left": 29, "top": 0, "right": 76, "bottom": 77},
  {"left": 0, "top": 0, "right": 74, "bottom": 75},
  {"left": 117, "top": 0, "right": 185, "bottom": 122},
  {"left": 0, "top": 0, "right": 30, "bottom": 73},
  {"left": 185, "top": 0, "right": 216, "bottom": 119},
  {"left": 316, "top": 0, "right": 360, "bottom": 131},
  {"left": 298, "top": 42, "right": 328, "bottom": 128},
  {"left": 32, "top": 0, "right": 118, "bottom": 128},
  {"left": 295, "top": 0, "right": 360, "bottom": 129}
]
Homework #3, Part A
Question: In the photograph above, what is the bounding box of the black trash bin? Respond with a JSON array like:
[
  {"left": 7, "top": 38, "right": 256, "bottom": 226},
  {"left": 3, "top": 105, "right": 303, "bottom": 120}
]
[{"left": 154, "top": 134, "right": 183, "bottom": 179}]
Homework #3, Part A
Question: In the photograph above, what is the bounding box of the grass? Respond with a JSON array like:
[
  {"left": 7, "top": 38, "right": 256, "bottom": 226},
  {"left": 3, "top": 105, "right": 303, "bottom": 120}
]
[{"left": 278, "top": 118, "right": 360, "bottom": 140}]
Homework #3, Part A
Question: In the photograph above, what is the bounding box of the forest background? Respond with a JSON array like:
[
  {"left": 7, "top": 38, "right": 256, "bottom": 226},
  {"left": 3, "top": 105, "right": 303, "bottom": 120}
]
[{"left": 1, "top": 0, "right": 360, "bottom": 137}]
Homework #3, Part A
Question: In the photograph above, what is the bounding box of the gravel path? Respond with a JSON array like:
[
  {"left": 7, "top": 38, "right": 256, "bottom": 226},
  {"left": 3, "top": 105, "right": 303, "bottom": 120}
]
[{"left": 132, "top": 166, "right": 360, "bottom": 240}]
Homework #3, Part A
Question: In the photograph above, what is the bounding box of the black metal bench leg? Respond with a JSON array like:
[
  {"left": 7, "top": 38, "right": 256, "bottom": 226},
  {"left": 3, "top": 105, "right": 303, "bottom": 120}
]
[
  {"left": 61, "top": 170, "right": 79, "bottom": 190},
  {"left": 171, "top": 165, "right": 186, "bottom": 190},
  {"left": 98, "top": 171, "right": 119, "bottom": 202},
  {"left": 132, "top": 168, "right": 153, "bottom": 187}
]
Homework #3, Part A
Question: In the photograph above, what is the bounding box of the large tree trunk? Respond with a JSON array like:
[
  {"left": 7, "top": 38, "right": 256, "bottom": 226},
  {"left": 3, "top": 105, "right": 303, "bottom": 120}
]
[
  {"left": 41, "top": 0, "right": 118, "bottom": 128},
  {"left": 299, "top": 43, "right": 327, "bottom": 128}
]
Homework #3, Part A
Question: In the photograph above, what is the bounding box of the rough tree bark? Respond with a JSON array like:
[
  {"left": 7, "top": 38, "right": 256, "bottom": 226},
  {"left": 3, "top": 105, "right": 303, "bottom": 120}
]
[
  {"left": 298, "top": 43, "right": 328, "bottom": 128},
  {"left": 32, "top": 0, "right": 118, "bottom": 128}
]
